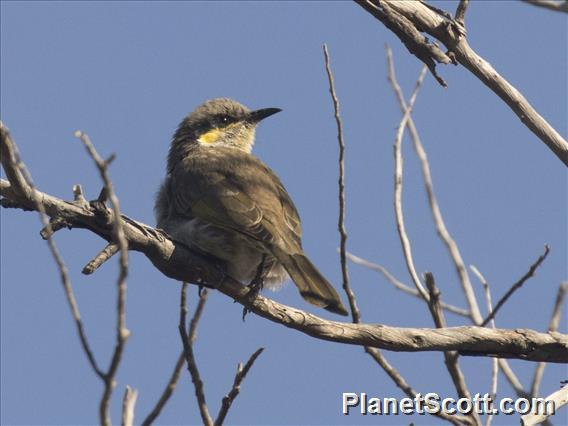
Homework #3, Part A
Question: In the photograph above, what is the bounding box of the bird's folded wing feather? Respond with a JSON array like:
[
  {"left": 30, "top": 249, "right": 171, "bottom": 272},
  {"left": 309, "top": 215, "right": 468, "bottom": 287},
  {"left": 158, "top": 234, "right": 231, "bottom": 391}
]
[{"left": 171, "top": 148, "right": 302, "bottom": 251}]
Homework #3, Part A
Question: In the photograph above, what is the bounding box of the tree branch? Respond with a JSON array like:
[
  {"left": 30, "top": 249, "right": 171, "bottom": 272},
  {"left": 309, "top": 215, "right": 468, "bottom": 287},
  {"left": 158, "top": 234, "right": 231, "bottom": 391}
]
[
  {"left": 75, "top": 131, "right": 131, "bottom": 426},
  {"left": 179, "top": 284, "right": 213, "bottom": 426},
  {"left": 481, "top": 245, "right": 550, "bottom": 326},
  {"left": 141, "top": 351, "right": 185, "bottom": 426},
  {"left": 385, "top": 44, "right": 483, "bottom": 324},
  {"left": 1, "top": 130, "right": 566, "bottom": 363},
  {"left": 326, "top": 44, "right": 466, "bottom": 425},
  {"left": 214, "top": 347, "right": 264, "bottom": 426},
  {"left": 323, "top": 43, "right": 360, "bottom": 323},
  {"left": 354, "top": 0, "right": 568, "bottom": 166},
  {"left": 346, "top": 251, "right": 470, "bottom": 317},
  {"left": 521, "top": 0, "right": 568, "bottom": 13}
]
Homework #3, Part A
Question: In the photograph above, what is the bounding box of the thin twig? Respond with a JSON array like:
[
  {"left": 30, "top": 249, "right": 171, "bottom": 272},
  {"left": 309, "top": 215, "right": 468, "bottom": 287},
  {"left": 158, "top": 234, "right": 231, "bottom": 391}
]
[
  {"left": 481, "top": 245, "right": 550, "bottom": 326},
  {"left": 179, "top": 284, "right": 213, "bottom": 426},
  {"left": 0, "top": 123, "right": 105, "bottom": 380},
  {"left": 121, "top": 386, "right": 138, "bottom": 426},
  {"left": 324, "top": 47, "right": 467, "bottom": 426},
  {"left": 391, "top": 54, "right": 429, "bottom": 301},
  {"left": 470, "top": 265, "right": 499, "bottom": 426},
  {"left": 386, "top": 45, "right": 483, "bottom": 324},
  {"left": 346, "top": 252, "right": 469, "bottom": 317},
  {"left": 214, "top": 348, "right": 264, "bottom": 426},
  {"left": 141, "top": 351, "right": 185, "bottom": 426},
  {"left": 323, "top": 43, "right": 360, "bottom": 322},
  {"left": 530, "top": 282, "right": 567, "bottom": 398},
  {"left": 75, "top": 131, "right": 130, "bottom": 426}
]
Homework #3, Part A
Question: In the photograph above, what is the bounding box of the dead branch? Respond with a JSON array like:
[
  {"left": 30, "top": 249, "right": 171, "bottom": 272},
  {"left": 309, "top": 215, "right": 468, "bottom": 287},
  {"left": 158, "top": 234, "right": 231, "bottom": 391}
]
[
  {"left": 346, "top": 252, "right": 470, "bottom": 317},
  {"left": 179, "top": 284, "right": 213, "bottom": 426},
  {"left": 121, "top": 386, "right": 138, "bottom": 426},
  {"left": 354, "top": 0, "right": 568, "bottom": 166},
  {"left": 1, "top": 126, "right": 566, "bottom": 363},
  {"left": 141, "top": 351, "right": 185, "bottom": 426},
  {"left": 75, "top": 130, "right": 131, "bottom": 426},
  {"left": 522, "top": 0, "right": 568, "bottom": 13},
  {"left": 530, "top": 283, "right": 568, "bottom": 397},
  {"left": 481, "top": 245, "right": 550, "bottom": 326},
  {"left": 323, "top": 44, "right": 360, "bottom": 323},
  {"left": 214, "top": 348, "right": 264, "bottom": 426},
  {"left": 385, "top": 44, "right": 483, "bottom": 324}
]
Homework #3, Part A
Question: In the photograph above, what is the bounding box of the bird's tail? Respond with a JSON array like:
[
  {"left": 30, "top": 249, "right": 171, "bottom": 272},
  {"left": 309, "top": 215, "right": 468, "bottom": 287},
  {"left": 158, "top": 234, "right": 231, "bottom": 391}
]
[{"left": 278, "top": 253, "right": 348, "bottom": 316}]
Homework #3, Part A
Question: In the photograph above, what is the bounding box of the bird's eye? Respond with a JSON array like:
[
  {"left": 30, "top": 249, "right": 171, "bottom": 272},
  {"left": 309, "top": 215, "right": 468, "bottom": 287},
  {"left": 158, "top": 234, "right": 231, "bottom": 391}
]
[{"left": 221, "top": 116, "right": 229, "bottom": 123}]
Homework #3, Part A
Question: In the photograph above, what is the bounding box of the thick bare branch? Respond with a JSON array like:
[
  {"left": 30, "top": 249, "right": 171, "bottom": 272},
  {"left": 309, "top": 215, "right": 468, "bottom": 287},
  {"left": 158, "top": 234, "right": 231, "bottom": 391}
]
[
  {"left": 522, "top": 0, "right": 568, "bottom": 13},
  {"left": 1, "top": 132, "right": 566, "bottom": 363},
  {"left": 355, "top": 1, "right": 568, "bottom": 166},
  {"left": 2, "top": 177, "right": 566, "bottom": 363}
]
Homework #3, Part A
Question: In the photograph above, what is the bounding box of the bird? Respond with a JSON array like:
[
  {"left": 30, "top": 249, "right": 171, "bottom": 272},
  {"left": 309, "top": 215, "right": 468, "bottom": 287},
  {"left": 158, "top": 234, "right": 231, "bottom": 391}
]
[{"left": 155, "top": 98, "right": 348, "bottom": 316}]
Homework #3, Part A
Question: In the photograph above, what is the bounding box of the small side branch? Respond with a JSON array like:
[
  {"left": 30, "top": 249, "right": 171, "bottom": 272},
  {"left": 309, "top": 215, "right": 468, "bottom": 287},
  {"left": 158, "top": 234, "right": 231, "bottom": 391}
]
[
  {"left": 346, "top": 252, "right": 469, "bottom": 317},
  {"left": 481, "top": 245, "right": 550, "bottom": 326},
  {"left": 121, "top": 386, "right": 138, "bottom": 426},
  {"left": 214, "top": 348, "right": 264, "bottom": 426},
  {"left": 141, "top": 351, "right": 185, "bottom": 426},
  {"left": 83, "top": 243, "right": 119, "bottom": 275}
]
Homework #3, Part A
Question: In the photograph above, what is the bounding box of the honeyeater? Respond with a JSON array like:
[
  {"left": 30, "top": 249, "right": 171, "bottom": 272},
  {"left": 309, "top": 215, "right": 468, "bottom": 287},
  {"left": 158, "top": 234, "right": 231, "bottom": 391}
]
[{"left": 155, "top": 98, "right": 348, "bottom": 316}]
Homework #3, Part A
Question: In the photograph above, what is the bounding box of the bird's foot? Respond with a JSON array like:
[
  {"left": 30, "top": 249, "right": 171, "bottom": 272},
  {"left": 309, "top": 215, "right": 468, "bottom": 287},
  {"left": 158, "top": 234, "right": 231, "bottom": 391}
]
[
  {"left": 242, "top": 255, "right": 267, "bottom": 321},
  {"left": 242, "top": 276, "right": 264, "bottom": 321}
]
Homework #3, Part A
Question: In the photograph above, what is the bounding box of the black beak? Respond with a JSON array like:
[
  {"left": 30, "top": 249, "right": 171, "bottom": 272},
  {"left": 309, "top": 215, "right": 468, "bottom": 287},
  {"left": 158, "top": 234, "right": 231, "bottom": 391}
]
[{"left": 247, "top": 107, "right": 282, "bottom": 123}]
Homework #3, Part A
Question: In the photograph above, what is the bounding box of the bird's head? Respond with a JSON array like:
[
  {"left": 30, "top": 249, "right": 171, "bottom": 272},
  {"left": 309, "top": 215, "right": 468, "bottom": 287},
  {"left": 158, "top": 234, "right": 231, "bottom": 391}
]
[{"left": 168, "top": 98, "right": 281, "bottom": 171}]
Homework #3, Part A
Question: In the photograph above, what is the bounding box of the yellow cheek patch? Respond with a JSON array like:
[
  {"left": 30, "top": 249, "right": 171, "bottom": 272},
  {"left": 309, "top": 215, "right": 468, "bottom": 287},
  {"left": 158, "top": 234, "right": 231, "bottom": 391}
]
[{"left": 198, "top": 128, "right": 223, "bottom": 144}]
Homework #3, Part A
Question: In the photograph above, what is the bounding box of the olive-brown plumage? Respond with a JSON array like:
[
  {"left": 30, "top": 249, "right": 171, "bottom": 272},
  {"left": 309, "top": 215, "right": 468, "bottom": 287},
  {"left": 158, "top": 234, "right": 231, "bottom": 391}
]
[{"left": 156, "top": 98, "right": 348, "bottom": 316}]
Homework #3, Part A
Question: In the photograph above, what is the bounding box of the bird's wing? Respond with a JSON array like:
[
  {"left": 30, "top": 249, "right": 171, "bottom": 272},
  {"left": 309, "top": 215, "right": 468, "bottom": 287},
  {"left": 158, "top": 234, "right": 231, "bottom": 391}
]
[{"left": 171, "top": 148, "right": 302, "bottom": 251}]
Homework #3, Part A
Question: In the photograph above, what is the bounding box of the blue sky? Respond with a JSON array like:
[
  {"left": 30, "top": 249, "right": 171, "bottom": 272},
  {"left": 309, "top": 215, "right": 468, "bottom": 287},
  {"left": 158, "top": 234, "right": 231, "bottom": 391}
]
[{"left": 1, "top": 1, "right": 566, "bottom": 425}]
